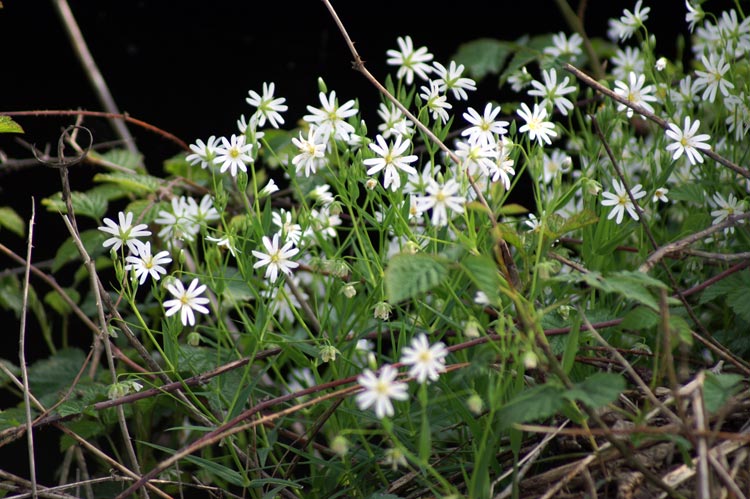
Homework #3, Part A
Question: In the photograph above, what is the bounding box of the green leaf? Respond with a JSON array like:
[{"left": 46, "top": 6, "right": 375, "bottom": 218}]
[
  {"left": 460, "top": 254, "right": 502, "bottom": 305},
  {"left": 565, "top": 373, "right": 625, "bottom": 409},
  {"left": 59, "top": 419, "right": 106, "bottom": 451},
  {"left": 497, "top": 383, "right": 564, "bottom": 428},
  {"left": 27, "top": 348, "right": 86, "bottom": 407},
  {"left": 602, "top": 271, "right": 668, "bottom": 311},
  {"left": 385, "top": 253, "right": 449, "bottom": 303},
  {"left": 41, "top": 191, "right": 108, "bottom": 220},
  {"left": 52, "top": 229, "right": 107, "bottom": 273},
  {"left": 44, "top": 287, "right": 81, "bottom": 316},
  {"left": 93, "top": 172, "right": 161, "bottom": 195},
  {"left": 703, "top": 372, "right": 744, "bottom": 414},
  {"left": 452, "top": 38, "right": 511, "bottom": 80},
  {"left": 89, "top": 148, "right": 143, "bottom": 170},
  {"left": 0, "top": 115, "right": 24, "bottom": 133},
  {"left": 554, "top": 208, "right": 599, "bottom": 238},
  {"left": 620, "top": 306, "right": 660, "bottom": 331},
  {"left": 0, "top": 206, "right": 25, "bottom": 237}
]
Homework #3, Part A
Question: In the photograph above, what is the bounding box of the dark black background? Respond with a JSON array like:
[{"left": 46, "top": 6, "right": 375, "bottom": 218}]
[{"left": 0, "top": 0, "right": 704, "bottom": 486}]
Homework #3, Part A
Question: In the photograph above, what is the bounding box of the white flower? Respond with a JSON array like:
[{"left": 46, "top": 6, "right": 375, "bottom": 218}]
[
  {"left": 432, "top": 60, "right": 476, "bottom": 101},
  {"left": 600, "top": 179, "right": 647, "bottom": 224},
  {"left": 272, "top": 209, "right": 302, "bottom": 246},
  {"left": 544, "top": 31, "right": 583, "bottom": 58},
  {"left": 653, "top": 187, "right": 669, "bottom": 203},
  {"left": 124, "top": 242, "right": 171, "bottom": 285},
  {"left": 609, "top": 0, "right": 651, "bottom": 41},
  {"left": 655, "top": 57, "right": 668, "bottom": 71},
  {"left": 186, "top": 194, "right": 220, "bottom": 226},
  {"left": 400, "top": 333, "right": 449, "bottom": 384},
  {"left": 419, "top": 80, "right": 452, "bottom": 124},
  {"left": 363, "top": 134, "right": 418, "bottom": 191},
  {"left": 377, "top": 102, "right": 415, "bottom": 139},
  {"left": 694, "top": 53, "right": 735, "bottom": 103},
  {"left": 186, "top": 136, "right": 218, "bottom": 169},
  {"left": 245, "top": 81, "right": 287, "bottom": 129},
  {"left": 259, "top": 179, "right": 279, "bottom": 197},
  {"left": 214, "top": 134, "right": 254, "bottom": 177},
  {"left": 291, "top": 127, "right": 327, "bottom": 177},
  {"left": 251, "top": 233, "right": 300, "bottom": 283},
  {"left": 310, "top": 184, "right": 335, "bottom": 206},
  {"left": 490, "top": 137, "right": 516, "bottom": 190},
  {"left": 524, "top": 213, "right": 542, "bottom": 232},
  {"left": 710, "top": 192, "right": 744, "bottom": 234},
  {"left": 155, "top": 196, "right": 200, "bottom": 244},
  {"left": 542, "top": 149, "right": 572, "bottom": 184},
  {"left": 205, "top": 235, "right": 238, "bottom": 257},
  {"left": 610, "top": 46, "right": 644, "bottom": 81},
  {"left": 508, "top": 66, "right": 532, "bottom": 92},
  {"left": 386, "top": 35, "right": 434, "bottom": 85},
  {"left": 613, "top": 72, "right": 658, "bottom": 118},
  {"left": 665, "top": 116, "right": 711, "bottom": 165},
  {"left": 303, "top": 90, "right": 358, "bottom": 142},
  {"left": 355, "top": 364, "right": 409, "bottom": 418},
  {"left": 517, "top": 102, "right": 557, "bottom": 146},
  {"left": 461, "top": 103, "right": 508, "bottom": 146},
  {"left": 415, "top": 178, "right": 465, "bottom": 227},
  {"left": 455, "top": 139, "right": 498, "bottom": 178},
  {"left": 98, "top": 211, "right": 151, "bottom": 255},
  {"left": 527, "top": 68, "right": 577, "bottom": 116},
  {"left": 163, "top": 278, "right": 210, "bottom": 327},
  {"left": 685, "top": 1, "right": 703, "bottom": 33}
]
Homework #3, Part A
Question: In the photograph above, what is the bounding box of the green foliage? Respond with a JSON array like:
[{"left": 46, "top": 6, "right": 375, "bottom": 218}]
[
  {"left": 0, "top": 206, "right": 25, "bottom": 237},
  {"left": 384, "top": 252, "right": 449, "bottom": 303},
  {"left": 0, "top": 115, "right": 24, "bottom": 133},
  {"left": 452, "top": 38, "right": 512, "bottom": 81}
]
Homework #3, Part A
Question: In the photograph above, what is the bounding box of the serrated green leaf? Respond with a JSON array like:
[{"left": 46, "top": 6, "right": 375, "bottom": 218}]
[
  {"left": 0, "top": 115, "right": 24, "bottom": 133},
  {"left": 620, "top": 305, "right": 660, "bottom": 330},
  {"left": 667, "top": 182, "right": 706, "bottom": 204},
  {"left": 0, "top": 406, "right": 30, "bottom": 431},
  {"left": 0, "top": 206, "right": 25, "bottom": 237},
  {"left": 460, "top": 254, "right": 502, "bottom": 305},
  {"left": 704, "top": 372, "right": 744, "bottom": 414},
  {"left": 52, "top": 229, "right": 107, "bottom": 273},
  {"left": 603, "top": 271, "right": 668, "bottom": 311},
  {"left": 90, "top": 148, "right": 143, "bottom": 170},
  {"left": 59, "top": 419, "right": 107, "bottom": 451},
  {"left": 93, "top": 172, "right": 161, "bottom": 195},
  {"left": 41, "top": 191, "right": 108, "bottom": 220},
  {"left": 27, "top": 348, "right": 86, "bottom": 407},
  {"left": 385, "top": 253, "right": 448, "bottom": 303},
  {"left": 497, "top": 383, "right": 564, "bottom": 428},
  {"left": 0, "top": 358, "right": 20, "bottom": 387},
  {"left": 565, "top": 373, "right": 625, "bottom": 409},
  {"left": 452, "top": 38, "right": 511, "bottom": 81},
  {"left": 498, "top": 34, "right": 552, "bottom": 86}
]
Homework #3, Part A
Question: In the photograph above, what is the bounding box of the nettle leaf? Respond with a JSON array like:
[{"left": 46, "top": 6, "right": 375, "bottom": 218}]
[
  {"left": 452, "top": 38, "right": 511, "bottom": 81},
  {"left": 565, "top": 373, "right": 625, "bottom": 409},
  {"left": 90, "top": 148, "right": 143, "bottom": 170},
  {"left": 0, "top": 115, "right": 24, "bottom": 133},
  {"left": 497, "top": 383, "right": 564, "bottom": 428},
  {"left": 598, "top": 271, "right": 668, "bottom": 311},
  {"left": 41, "top": 190, "right": 108, "bottom": 220},
  {"left": 52, "top": 229, "right": 107, "bottom": 273},
  {"left": 460, "top": 254, "right": 502, "bottom": 305},
  {"left": 385, "top": 253, "right": 449, "bottom": 303},
  {"left": 94, "top": 172, "right": 161, "bottom": 195},
  {"left": 27, "top": 348, "right": 86, "bottom": 406},
  {"left": 0, "top": 206, "right": 25, "bottom": 237},
  {"left": 620, "top": 305, "right": 660, "bottom": 331},
  {"left": 704, "top": 372, "right": 745, "bottom": 414}
]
